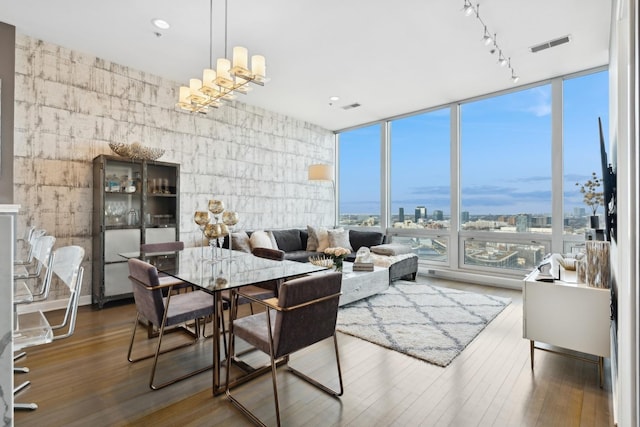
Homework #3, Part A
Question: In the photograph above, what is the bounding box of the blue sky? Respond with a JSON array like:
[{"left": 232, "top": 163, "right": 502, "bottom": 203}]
[{"left": 339, "top": 70, "right": 609, "bottom": 217}]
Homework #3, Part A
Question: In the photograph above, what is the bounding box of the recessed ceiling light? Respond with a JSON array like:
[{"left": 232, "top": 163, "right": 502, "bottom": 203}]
[
  {"left": 151, "top": 18, "right": 170, "bottom": 30},
  {"left": 329, "top": 96, "right": 340, "bottom": 102}
]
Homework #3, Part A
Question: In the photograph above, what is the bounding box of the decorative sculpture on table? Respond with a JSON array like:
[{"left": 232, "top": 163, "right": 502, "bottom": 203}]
[
  {"left": 194, "top": 199, "right": 237, "bottom": 263},
  {"left": 222, "top": 210, "right": 239, "bottom": 261},
  {"left": 194, "top": 211, "right": 210, "bottom": 260}
]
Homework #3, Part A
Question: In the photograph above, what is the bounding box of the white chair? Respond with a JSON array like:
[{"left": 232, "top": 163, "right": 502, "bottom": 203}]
[
  {"left": 14, "top": 228, "right": 46, "bottom": 266},
  {"left": 14, "top": 235, "right": 56, "bottom": 284},
  {"left": 14, "top": 245, "right": 85, "bottom": 410}
]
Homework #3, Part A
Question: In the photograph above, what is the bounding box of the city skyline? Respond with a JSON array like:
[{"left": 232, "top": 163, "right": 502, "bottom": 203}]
[{"left": 339, "top": 71, "right": 609, "bottom": 218}]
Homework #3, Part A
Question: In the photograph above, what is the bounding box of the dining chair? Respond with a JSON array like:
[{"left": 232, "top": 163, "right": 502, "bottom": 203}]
[
  {"left": 225, "top": 272, "right": 344, "bottom": 427},
  {"left": 14, "top": 227, "right": 45, "bottom": 266},
  {"left": 139, "top": 241, "right": 191, "bottom": 337},
  {"left": 14, "top": 245, "right": 85, "bottom": 410},
  {"left": 14, "top": 235, "right": 55, "bottom": 282},
  {"left": 216, "top": 247, "right": 285, "bottom": 360},
  {"left": 221, "top": 247, "right": 286, "bottom": 316},
  {"left": 127, "top": 258, "right": 216, "bottom": 390}
]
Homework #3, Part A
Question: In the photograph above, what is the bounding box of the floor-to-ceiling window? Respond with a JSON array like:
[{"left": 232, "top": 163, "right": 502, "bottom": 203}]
[
  {"left": 459, "top": 85, "right": 552, "bottom": 273},
  {"left": 337, "top": 68, "right": 608, "bottom": 278},
  {"left": 389, "top": 109, "right": 450, "bottom": 263},
  {"left": 563, "top": 71, "right": 609, "bottom": 246},
  {"left": 338, "top": 123, "right": 381, "bottom": 228}
]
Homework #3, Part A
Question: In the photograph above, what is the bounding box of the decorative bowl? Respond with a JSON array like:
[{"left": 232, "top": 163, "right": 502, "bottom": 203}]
[
  {"left": 308, "top": 255, "right": 334, "bottom": 268},
  {"left": 109, "top": 141, "right": 165, "bottom": 161}
]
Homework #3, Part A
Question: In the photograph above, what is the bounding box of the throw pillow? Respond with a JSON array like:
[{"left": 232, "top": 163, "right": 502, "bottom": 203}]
[
  {"left": 370, "top": 243, "right": 412, "bottom": 256},
  {"left": 267, "top": 230, "right": 279, "bottom": 249},
  {"left": 249, "top": 230, "right": 274, "bottom": 250},
  {"left": 349, "top": 229, "right": 384, "bottom": 251},
  {"left": 327, "top": 228, "right": 353, "bottom": 252},
  {"left": 307, "top": 225, "right": 329, "bottom": 251},
  {"left": 231, "top": 231, "right": 251, "bottom": 253}
]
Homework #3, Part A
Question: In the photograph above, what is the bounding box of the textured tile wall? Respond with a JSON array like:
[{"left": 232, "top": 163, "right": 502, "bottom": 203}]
[{"left": 13, "top": 34, "right": 334, "bottom": 302}]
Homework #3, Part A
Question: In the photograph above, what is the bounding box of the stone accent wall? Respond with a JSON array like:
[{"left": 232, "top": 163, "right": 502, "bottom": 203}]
[{"left": 13, "top": 34, "right": 334, "bottom": 302}]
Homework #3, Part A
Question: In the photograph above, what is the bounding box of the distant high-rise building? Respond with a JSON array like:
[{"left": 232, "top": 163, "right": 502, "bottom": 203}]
[
  {"left": 516, "top": 214, "right": 531, "bottom": 232},
  {"left": 433, "top": 210, "right": 444, "bottom": 220},
  {"left": 574, "top": 207, "right": 586, "bottom": 217},
  {"left": 461, "top": 211, "right": 470, "bottom": 223},
  {"left": 399, "top": 207, "right": 405, "bottom": 222},
  {"left": 415, "top": 206, "right": 426, "bottom": 222}
]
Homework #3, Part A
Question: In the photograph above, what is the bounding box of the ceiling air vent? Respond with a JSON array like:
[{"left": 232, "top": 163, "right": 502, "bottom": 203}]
[
  {"left": 529, "top": 35, "right": 571, "bottom": 53},
  {"left": 342, "top": 103, "right": 361, "bottom": 110}
]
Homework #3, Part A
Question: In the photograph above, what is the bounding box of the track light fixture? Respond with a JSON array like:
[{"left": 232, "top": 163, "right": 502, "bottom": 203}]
[
  {"left": 461, "top": 1, "right": 519, "bottom": 83},
  {"left": 463, "top": 0, "right": 475, "bottom": 16},
  {"left": 482, "top": 27, "right": 493, "bottom": 46}
]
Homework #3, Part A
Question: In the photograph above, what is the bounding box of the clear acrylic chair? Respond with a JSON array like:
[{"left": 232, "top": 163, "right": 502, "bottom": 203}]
[
  {"left": 14, "top": 245, "right": 85, "bottom": 410},
  {"left": 14, "top": 235, "right": 56, "bottom": 283},
  {"left": 14, "top": 228, "right": 45, "bottom": 266}
]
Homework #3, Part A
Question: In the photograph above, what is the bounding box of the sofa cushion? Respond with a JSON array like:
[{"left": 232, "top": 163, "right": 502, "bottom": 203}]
[
  {"left": 327, "top": 228, "right": 353, "bottom": 252},
  {"left": 306, "top": 225, "right": 330, "bottom": 251},
  {"left": 271, "top": 229, "right": 303, "bottom": 252},
  {"left": 349, "top": 230, "right": 384, "bottom": 252},
  {"left": 284, "top": 250, "right": 323, "bottom": 263},
  {"left": 371, "top": 243, "right": 413, "bottom": 256}
]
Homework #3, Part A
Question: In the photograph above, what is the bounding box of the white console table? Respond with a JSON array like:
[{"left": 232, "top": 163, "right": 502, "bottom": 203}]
[{"left": 523, "top": 269, "right": 611, "bottom": 386}]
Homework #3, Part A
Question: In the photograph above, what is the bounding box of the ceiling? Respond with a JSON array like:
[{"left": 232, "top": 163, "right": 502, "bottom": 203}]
[{"left": 0, "top": 0, "right": 611, "bottom": 131}]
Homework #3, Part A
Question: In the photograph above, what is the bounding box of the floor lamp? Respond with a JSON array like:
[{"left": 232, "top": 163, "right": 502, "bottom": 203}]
[{"left": 308, "top": 164, "right": 335, "bottom": 225}]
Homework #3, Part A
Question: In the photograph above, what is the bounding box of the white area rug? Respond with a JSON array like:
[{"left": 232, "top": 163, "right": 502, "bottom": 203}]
[{"left": 336, "top": 281, "right": 511, "bottom": 367}]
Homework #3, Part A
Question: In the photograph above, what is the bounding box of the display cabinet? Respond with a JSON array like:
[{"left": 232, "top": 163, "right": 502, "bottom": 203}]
[{"left": 92, "top": 155, "right": 180, "bottom": 308}]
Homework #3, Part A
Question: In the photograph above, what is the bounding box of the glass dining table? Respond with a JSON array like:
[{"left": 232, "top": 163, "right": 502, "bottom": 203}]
[{"left": 119, "top": 246, "right": 327, "bottom": 395}]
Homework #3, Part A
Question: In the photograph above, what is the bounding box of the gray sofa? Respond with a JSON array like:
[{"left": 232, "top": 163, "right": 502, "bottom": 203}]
[{"left": 225, "top": 228, "right": 417, "bottom": 282}]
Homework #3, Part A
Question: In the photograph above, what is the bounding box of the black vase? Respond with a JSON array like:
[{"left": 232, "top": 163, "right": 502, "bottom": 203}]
[{"left": 590, "top": 215, "right": 600, "bottom": 229}]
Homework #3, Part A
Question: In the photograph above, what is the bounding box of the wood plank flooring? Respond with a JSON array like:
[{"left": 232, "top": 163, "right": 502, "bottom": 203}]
[{"left": 13, "top": 276, "right": 613, "bottom": 426}]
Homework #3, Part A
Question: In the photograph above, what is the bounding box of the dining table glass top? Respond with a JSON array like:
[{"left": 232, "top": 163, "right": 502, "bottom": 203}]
[{"left": 119, "top": 247, "right": 327, "bottom": 293}]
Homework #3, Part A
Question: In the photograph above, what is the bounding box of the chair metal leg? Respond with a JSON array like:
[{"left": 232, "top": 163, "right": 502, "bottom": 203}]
[
  {"left": 287, "top": 333, "right": 344, "bottom": 397},
  {"left": 14, "top": 381, "right": 30, "bottom": 395},
  {"left": 13, "top": 380, "right": 38, "bottom": 411}
]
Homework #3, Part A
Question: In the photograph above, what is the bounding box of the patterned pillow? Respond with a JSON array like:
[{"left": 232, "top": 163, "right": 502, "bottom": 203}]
[
  {"left": 327, "top": 228, "right": 353, "bottom": 252},
  {"left": 307, "top": 225, "right": 329, "bottom": 251},
  {"left": 231, "top": 231, "right": 252, "bottom": 253}
]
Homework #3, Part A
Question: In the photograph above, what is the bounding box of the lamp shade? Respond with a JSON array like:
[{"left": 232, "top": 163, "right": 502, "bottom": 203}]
[{"left": 308, "top": 164, "right": 334, "bottom": 181}]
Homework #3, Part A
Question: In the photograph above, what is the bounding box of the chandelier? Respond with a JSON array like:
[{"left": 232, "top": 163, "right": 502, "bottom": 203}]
[{"left": 177, "top": 0, "right": 267, "bottom": 113}]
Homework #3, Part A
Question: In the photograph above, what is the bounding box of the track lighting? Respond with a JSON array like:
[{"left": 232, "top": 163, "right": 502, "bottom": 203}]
[
  {"left": 498, "top": 52, "right": 508, "bottom": 67},
  {"left": 461, "top": 2, "right": 518, "bottom": 83},
  {"left": 482, "top": 27, "right": 493, "bottom": 46},
  {"left": 463, "top": 0, "right": 475, "bottom": 16}
]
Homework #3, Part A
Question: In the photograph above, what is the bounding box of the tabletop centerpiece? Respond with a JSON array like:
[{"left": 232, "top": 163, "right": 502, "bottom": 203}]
[{"left": 324, "top": 246, "right": 350, "bottom": 272}]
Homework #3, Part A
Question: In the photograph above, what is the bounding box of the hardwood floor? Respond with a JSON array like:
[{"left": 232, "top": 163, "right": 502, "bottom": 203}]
[{"left": 14, "top": 276, "right": 613, "bottom": 426}]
